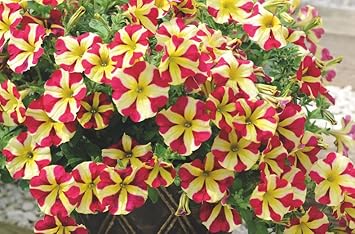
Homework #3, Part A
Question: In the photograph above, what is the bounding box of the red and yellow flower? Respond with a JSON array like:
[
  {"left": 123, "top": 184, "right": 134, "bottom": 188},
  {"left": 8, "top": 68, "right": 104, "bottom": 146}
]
[
  {"left": 54, "top": 32, "right": 101, "bottom": 73},
  {"left": 206, "top": 0, "right": 253, "bottom": 24},
  {"left": 145, "top": 155, "right": 176, "bottom": 188},
  {"left": 309, "top": 152, "right": 355, "bottom": 206},
  {"left": 97, "top": 166, "right": 149, "bottom": 215},
  {"left": 211, "top": 130, "right": 260, "bottom": 172},
  {"left": 156, "top": 17, "right": 198, "bottom": 52},
  {"left": 200, "top": 201, "right": 242, "bottom": 233},
  {"left": 43, "top": 69, "right": 87, "bottom": 123},
  {"left": 296, "top": 5, "right": 325, "bottom": 54},
  {"left": 212, "top": 52, "right": 258, "bottom": 98},
  {"left": 77, "top": 92, "right": 114, "bottom": 130},
  {"left": 179, "top": 153, "right": 234, "bottom": 203},
  {"left": 111, "top": 61, "right": 169, "bottom": 122},
  {"left": 196, "top": 24, "right": 227, "bottom": 61},
  {"left": 296, "top": 55, "right": 334, "bottom": 103},
  {"left": 276, "top": 102, "right": 306, "bottom": 152},
  {"left": 102, "top": 133, "right": 153, "bottom": 169},
  {"left": 156, "top": 96, "right": 212, "bottom": 156},
  {"left": 259, "top": 136, "right": 288, "bottom": 177},
  {"left": 34, "top": 214, "right": 88, "bottom": 234},
  {"left": 333, "top": 193, "right": 355, "bottom": 230},
  {"left": 250, "top": 175, "right": 293, "bottom": 221},
  {"left": 159, "top": 35, "right": 200, "bottom": 85},
  {"left": 0, "top": 2, "right": 22, "bottom": 51},
  {"left": 82, "top": 43, "right": 116, "bottom": 84},
  {"left": 127, "top": 0, "right": 159, "bottom": 34},
  {"left": 7, "top": 23, "right": 46, "bottom": 73},
  {"left": 233, "top": 98, "right": 278, "bottom": 142},
  {"left": 0, "top": 79, "right": 26, "bottom": 126},
  {"left": 285, "top": 207, "right": 329, "bottom": 234},
  {"left": 35, "top": 0, "right": 64, "bottom": 7},
  {"left": 288, "top": 131, "right": 320, "bottom": 174},
  {"left": 205, "top": 86, "right": 238, "bottom": 133},
  {"left": 2, "top": 132, "right": 51, "bottom": 180},
  {"left": 282, "top": 166, "right": 306, "bottom": 209},
  {"left": 30, "top": 165, "right": 80, "bottom": 216},
  {"left": 171, "top": 0, "right": 197, "bottom": 17},
  {"left": 72, "top": 161, "right": 107, "bottom": 214},
  {"left": 243, "top": 3, "right": 287, "bottom": 51},
  {"left": 330, "top": 115, "right": 355, "bottom": 157},
  {"left": 154, "top": 0, "right": 171, "bottom": 18},
  {"left": 24, "top": 97, "right": 77, "bottom": 147},
  {"left": 109, "top": 25, "right": 149, "bottom": 68}
]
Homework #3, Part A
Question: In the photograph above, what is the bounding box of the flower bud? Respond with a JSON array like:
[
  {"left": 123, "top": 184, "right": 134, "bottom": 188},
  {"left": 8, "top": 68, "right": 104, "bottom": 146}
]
[
  {"left": 175, "top": 193, "right": 191, "bottom": 216},
  {"left": 65, "top": 6, "right": 86, "bottom": 33}
]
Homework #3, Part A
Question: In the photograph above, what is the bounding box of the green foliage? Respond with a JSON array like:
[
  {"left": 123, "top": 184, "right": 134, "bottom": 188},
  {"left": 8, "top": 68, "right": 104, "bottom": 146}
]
[{"left": 148, "top": 187, "right": 160, "bottom": 204}]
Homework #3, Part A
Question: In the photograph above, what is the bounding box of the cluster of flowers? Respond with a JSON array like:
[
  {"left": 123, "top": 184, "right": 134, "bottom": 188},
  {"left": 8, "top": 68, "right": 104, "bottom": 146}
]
[{"left": 0, "top": 0, "right": 355, "bottom": 233}]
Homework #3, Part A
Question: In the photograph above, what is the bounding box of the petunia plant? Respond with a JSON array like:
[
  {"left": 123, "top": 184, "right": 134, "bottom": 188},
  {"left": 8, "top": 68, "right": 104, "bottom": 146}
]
[{"left": 0, "top": 0, "right": 354, "bottom": 233}]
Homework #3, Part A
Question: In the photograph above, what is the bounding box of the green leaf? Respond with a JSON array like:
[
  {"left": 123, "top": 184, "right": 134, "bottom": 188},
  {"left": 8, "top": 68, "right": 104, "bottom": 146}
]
[
  {"left": 18, "top": 180, "right": 29, "bottom": 191},
  {"left": 0, "top": 168, "right": 14, "bottom": 183},
  {"left": 89, "top": 18, "right": 110, "bottom": 41},
  {"left": 148, "top": 187, "right": 159, "bottom": 204}
]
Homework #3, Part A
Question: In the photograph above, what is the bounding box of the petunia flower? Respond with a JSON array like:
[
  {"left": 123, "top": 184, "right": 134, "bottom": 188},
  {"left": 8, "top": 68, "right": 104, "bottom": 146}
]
[
  {"left": 243, "top": 3, "right": 287, "bottom": 51},
  {"left": 109, "top": 24, "right": 149, "bottom": 68},
  {"left": 155, "top": 17, "right": 198, "bottom": 52},
  {"left": 77, "top": 92, "right": 114, "bottom": 130},
  {"left": 330, "top": 115, "right": 355, "bottom": 157},
  {"left": 0, "top": 79, "right": 26, "bottom": 126},
  {"left": 211, "top": 52, "right": 258, "bottom": 98},
  {"left": 54, "top": 32, "right": 101, "bottom": 73},
  {"left": 250, "top": 174, "right": 293, "bottom": 221},
  {"left": 200, "top": 201, "right": 242, "bottom": 233},
  {"left": 154, "top": 0, "right": 171, "bottom": 18},
  {"left": 82, "top": 43, "right": 116, "bottom": 84},
  {"left": 296, "top": 55, "right": 334, "bottom": 104},
  {"left": 111, "top": 61, "right": 169, "bottom": 122},
  {"left": 233, "top": 98, "right": 278, "bottom": 142},
  {"left": 24, "top": 97, "right": 77, "bottom": 147},
  {"left": 21, "top": 9, "right": 65, "bottom": 37},
  {"left": 0, "top": 2, "right": 22, "bottom": 51},
  {"left": 0, "top": 105, "right": 25, "bottom": 126},
  {"left": 309, "top": 152, "right": 355, "bottom": 206},
  {"left": 30, "top": 165, "right": 80, "bottom": 216},
  {"left": 34, "top": 214, "right": 88, "bottom": 234},
  {"left": 259, "top": 136, "right": 288, "bottom": 177},
  {"left": 276, "top": 102, "right": 306, "bottom": 152},
  {"left": 145, "top": 155, "right": 176, "bottom": 188},
  {"left": 296, "top": 5, "right": 325, "bottom": 54},
  {"left": 159, "top": 35, "right": 200, "bottom": 85},
  {"left": 72, "top": 161, "right": 107, "bottom": 214},
  {"left": 205, "top": 86, "right": 238, "bottom": 133},
  {"left": 206, "top": 0, "right": 253, "bottom": 24},
  {"left": 333, "top": 193, "right": 355, "bottom": 230},
  {"left": 156, "top": 96, "right": 212, "bottom": 156},
  {"left": 127, "top": 0, "right": 159, "bottom": 34},
  {"left": 43, "top": 69, "right": 87, "bottom": 123},
  {"left": 211, "top": 129, "right": 260, "bottom": 172},
  {"left": 2, "top": 132, "right": 51, "bottom": 180},
  {"left": 179, "top": 153, "right": 234, "bottom": 203},
  {"left": 7, "top": 23, "right": 46, "bottom": 73},
  {"left": 34, "top": 0, "right": 64, "bottom": 7},
  {"left": 282, "top": 166, "right": 306, "bottom": 209},
  {"left": 288, "top": 131, "right": 320, "bottom": 174},
  {"left": 195, "top": 23, "right": 227, "bottom": 62},
  {"left": 171, "top": 0, "right": 197, "bottom": 17},
  {"left": 284, "top": 207, "right": 329, "bottom": 234},
  {"left": 97, "top": 166, "right": 149, "bottom": 215},
  {"left": 102, "top": 133, "right": 153, "bottom": 169}
]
